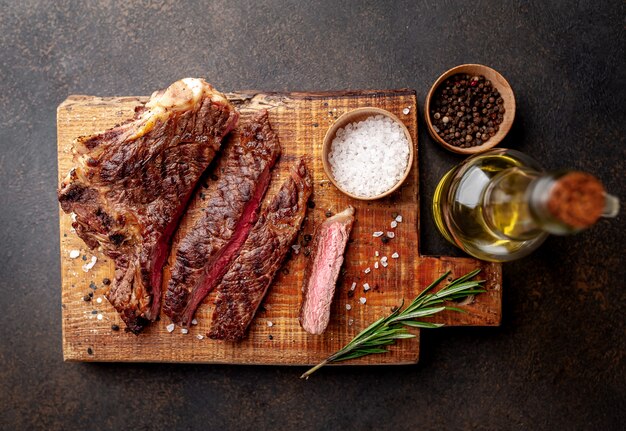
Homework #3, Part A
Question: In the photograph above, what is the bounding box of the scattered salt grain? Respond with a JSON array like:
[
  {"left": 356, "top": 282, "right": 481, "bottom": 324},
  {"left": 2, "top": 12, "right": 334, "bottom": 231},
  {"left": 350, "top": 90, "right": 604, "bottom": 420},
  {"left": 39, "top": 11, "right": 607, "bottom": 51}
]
[
  {"left": 69, "top": 250, "right": 80, "bottom": 259},
  {"left": 166, "top": 323, "right": 175, "bottom": 333},
  {"left": 82, "top": 256, "right": 97, "bottom": 272},
  {"left": 363, "top": 283, "right": 371, "bottom": 291},
  {"left": 181, "top": 328, "right": 189, "bottom": 334},
  {"left": 374, "top": 262, "right": 379, "bottom": 269},
  {"left": 71, "top": 212, "right": 77, "bottom": 223},
  {"left": 350, "top": 282, "right": 357, "bottom": 291},
  {"left": 191, "top": 319, "right": 198, "bottom": 326},
  {"left": 345, "top": 304, "right": 352, "bottom": 310},
  {"left": 359, "top": 297, "right": 367, "bottom": 304},
  {"left": 387, "top": 231, "right": 395, "bottom": 239},
  {"left": 403, "top": 107, "right": 411, "bottom": 115},
  {"left": 373, "top": 231, "right": 384, "bottom": 238},
  {"left": 328, "top": 115, "right": 410, "bottom": 197},
  {"left": 196, "top": 334, "right": 204, "bottom": 340},
  {"left": 96, "top": 313, "right": 103, "bottom": 321},
  {"left": 267, "top": 321, "right": 274, "bottom": 327},
  {"left": 392, "top": 252, "right": 399, "bottom": 259},
  {"left": 348, "top": 318, "right": 354, "bottom": 326},
  {"left": 291, "top": 244, "right": 301, "bottom": 254},
  {"left": 96, "top": 297, "right": 102, "bottom": 304},
  {"left": 391, "top": 220, "right": 398, "bottom": 229},
  {"left": 381, "top": 256, "right": 388, "bottom": 263},
  {"left": 381, "top": 260, "right": 388, "bottom": 268},
  {"left": 396, "top": 215, "right": 403, "bottom": 223},
  {"left": 375, "top": 251, "right": 379, "bottom": 257},
  {"left": 364, "top": 267, "right": 371, "bottom": 274}
]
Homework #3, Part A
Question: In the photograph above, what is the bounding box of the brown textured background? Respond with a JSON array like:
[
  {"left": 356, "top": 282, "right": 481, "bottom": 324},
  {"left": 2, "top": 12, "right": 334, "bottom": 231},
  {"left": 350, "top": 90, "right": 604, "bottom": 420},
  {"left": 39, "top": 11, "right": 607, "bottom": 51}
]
[{"left": 0, "top": 1, "right": 624, "bottom": 430}]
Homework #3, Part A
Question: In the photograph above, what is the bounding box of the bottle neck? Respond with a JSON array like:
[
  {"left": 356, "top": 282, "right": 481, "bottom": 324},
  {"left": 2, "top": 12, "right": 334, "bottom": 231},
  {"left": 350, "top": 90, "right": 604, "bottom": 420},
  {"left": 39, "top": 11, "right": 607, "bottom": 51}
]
[
  {"left": 483, "top": 169, "right": 618, "bottom": 241},
  {"left": 528, "top": 175, "right": 580, "bottom": 235},
  {"left": 529, "top": 171, "right": 617, "bottom": 235}
]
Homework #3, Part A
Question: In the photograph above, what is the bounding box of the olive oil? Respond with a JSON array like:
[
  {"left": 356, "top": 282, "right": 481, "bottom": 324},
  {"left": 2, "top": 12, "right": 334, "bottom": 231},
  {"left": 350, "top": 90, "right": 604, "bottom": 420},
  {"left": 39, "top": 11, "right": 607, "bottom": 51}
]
[{"left": 433, "top": 149, "right": 619, "bottom": 262}]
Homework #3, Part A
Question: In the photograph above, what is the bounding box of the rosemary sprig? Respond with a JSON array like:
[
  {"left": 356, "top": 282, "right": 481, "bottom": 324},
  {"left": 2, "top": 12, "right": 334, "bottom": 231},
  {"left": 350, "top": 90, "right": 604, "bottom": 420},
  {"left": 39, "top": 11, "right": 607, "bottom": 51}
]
[{"left": 300, "top": 269, "right": 485, "bottom": 379}]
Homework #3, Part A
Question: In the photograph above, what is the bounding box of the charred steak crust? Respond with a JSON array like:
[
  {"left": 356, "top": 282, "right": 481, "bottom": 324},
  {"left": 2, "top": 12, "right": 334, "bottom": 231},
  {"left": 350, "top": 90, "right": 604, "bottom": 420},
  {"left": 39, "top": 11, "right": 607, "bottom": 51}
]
[
  {"left": 208, "top": 158, "right": 313, "bottom": 341},
  {"left": 58, "top": 78, "right": 238, "bottom": 333},
  {"left": 299, "top": 207, "right": 355, "bottom": 335},
  {"left": 164, "top": 111, "right": 281, "bottom": 326}
]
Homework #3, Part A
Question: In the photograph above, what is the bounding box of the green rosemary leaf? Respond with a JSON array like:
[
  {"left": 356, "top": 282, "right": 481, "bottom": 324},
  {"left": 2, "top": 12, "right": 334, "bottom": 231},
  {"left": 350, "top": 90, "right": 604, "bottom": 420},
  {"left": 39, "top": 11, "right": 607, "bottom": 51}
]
[
  {"left": 358, "top": 339, "right": 397, "bottom": 348},
  {"left": 401, "top": 321, "right": 445, "bottom": 329},
  {"left": 443, "top": 306, "right": 467, "bottom": 313},
  {"left": 390, "top": 306, "right": 447, "bottom": 322}
]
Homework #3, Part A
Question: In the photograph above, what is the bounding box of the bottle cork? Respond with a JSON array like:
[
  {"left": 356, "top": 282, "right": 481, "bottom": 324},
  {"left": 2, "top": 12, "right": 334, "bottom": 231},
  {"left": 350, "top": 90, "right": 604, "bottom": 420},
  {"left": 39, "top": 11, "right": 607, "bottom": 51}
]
[{"left": 547, "top": 172, "right": 606, "bottom": 229}]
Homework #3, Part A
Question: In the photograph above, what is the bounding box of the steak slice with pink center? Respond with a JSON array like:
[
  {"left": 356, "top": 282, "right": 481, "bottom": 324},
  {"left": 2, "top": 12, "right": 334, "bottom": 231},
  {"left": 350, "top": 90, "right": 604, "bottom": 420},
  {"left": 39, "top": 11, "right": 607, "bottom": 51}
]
[
  {"left": 164, "top": 111, "right": 281, "bottom": 327},
  {"left": 58, "top": 78, "right": 238, "bottom": 333},
  {"left": 299, "top": 206, "right": 355, "bottom": 335},
  {"left": 209, "top": 158, "right": 312, "bottom": 341}
]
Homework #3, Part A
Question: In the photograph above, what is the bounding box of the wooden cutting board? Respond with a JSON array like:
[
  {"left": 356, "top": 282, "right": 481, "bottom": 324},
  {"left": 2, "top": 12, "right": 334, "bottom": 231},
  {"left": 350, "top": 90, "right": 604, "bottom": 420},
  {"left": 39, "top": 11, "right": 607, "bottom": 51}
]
[{"left": 57, "top": 89, "right": 502, "bottom": 365}]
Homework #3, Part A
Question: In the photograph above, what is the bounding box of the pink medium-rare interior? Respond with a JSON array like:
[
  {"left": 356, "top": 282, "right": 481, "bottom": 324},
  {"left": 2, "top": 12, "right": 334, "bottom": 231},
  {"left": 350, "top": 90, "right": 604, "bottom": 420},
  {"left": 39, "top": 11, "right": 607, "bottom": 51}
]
[
  {"left": 179, "top": 165, "right": 272, "bottom": 326},
  {"left": 148, "top": 109, "right": 238, "bottom": 321},
  {"left": 302, "top": 222, "right": 350, "bottom": 334}
]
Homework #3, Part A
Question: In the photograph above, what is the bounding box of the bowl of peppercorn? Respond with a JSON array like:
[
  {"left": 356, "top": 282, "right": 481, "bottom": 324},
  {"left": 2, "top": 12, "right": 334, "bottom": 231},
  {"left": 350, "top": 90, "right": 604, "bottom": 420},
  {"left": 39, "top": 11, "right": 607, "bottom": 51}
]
[{"left": 425, "top": 64, "right": 515, "bottom": 154}]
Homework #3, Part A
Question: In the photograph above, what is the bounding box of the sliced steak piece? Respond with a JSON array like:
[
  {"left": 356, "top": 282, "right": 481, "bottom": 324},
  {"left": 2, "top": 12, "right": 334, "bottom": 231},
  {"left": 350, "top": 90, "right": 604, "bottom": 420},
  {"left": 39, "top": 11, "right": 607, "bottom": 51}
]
[
  {"left": 58, "top": 78, "right": 238, "bottom": 333},
  {"left": 164, "top": 111, "right": 281, "bottom": 326},
  {"left": 299, "top": 207, "right": 355, "bottom": 335},
  {"left": 208, "top": 158, "right": 312, "bottom": 341}
]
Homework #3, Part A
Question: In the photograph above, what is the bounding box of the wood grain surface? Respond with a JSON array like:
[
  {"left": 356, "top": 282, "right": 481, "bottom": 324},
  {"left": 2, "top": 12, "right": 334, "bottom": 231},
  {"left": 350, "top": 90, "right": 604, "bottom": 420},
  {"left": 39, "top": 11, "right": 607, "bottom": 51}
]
[{"left": 57, "top": 89, "right": 501, "bottom": 365}]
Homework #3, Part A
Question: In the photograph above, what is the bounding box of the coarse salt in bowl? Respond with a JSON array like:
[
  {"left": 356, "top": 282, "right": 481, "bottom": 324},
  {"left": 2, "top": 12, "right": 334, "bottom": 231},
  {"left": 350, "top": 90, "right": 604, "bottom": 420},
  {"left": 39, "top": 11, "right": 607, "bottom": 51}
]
[{"left": 322, "top": 107, "right": 414, "bottom": 200}]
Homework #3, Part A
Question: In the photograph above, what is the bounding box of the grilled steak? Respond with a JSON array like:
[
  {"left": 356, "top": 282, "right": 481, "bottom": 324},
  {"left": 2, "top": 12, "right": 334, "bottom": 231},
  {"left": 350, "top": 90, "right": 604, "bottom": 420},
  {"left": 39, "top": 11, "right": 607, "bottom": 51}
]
[
  {"left": 299, "top": 207, "right": 355, "bottom": 335},
  {"left": 58, "top": 78, "right": 238, "bottom": 333},
  {"left": 164, "top": 111, "right": 281, "bottom": 326},
  {"left": 208, "top": 158, "right": 312, "bottom": 341}
]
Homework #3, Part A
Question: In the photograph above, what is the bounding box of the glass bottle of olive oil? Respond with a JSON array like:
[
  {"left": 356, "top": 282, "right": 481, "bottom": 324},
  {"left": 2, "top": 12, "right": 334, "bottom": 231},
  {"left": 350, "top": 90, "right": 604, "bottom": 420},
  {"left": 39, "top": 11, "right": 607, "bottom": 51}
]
[{"left": 432, "top": 149, "right": 619, "bottom": 262}]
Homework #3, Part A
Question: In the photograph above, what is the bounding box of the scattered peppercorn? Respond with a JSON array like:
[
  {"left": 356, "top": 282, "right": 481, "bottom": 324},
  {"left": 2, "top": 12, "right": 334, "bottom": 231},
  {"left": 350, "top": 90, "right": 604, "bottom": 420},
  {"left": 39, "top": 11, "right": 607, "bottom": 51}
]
[
  {"left": 325, "top": 210, "right": 332, "bottom": 218},
  {"left": 347, "top": 289, "right": 355, "bottom": 298},
  {"left": 303, "top": 234, "right": 312, "bottom": 242},
  {"left": 307, "top": 200, "right": 316, "bottom": 209},
  {"left": 391, "top": 211, "right": 398, "bottom": 219},
  {"left": 430, "top": 74, "right": 505, "bottom": 148},
  {"left": 87, "top": 347, "right": 93, "bottom": 355},
  {"left": 102, "top": 278, "right": 111, "bottom": 286},
  {"left": 111, "top": 324, "right": 120, "bottom": 331},
  {"left": 268, "top": 335, "right": 274, "bottom": 340},
  {"left": 381, "top": 236, "right": 390, "bottom": 244},
  {"left": 83, "top": 294, "right": 91, "bottom": 302}
]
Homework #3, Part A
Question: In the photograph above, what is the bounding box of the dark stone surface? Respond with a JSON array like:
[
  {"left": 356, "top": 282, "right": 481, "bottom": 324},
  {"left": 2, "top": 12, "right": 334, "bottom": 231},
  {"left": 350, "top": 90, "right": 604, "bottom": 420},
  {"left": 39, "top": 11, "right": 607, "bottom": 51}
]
[{"left": 0, "top": 1, "right": 624, "bottom": 429}]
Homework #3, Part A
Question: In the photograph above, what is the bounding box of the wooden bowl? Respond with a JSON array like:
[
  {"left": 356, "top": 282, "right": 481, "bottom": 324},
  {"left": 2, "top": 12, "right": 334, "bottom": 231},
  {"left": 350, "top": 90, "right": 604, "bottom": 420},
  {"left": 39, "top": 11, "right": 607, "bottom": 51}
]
[
  {"left": 424, "top": 64, "right": 515, "bottom": 154},
  {"left": 322, "top": 107, "right": 414, "bottom": 200}
]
